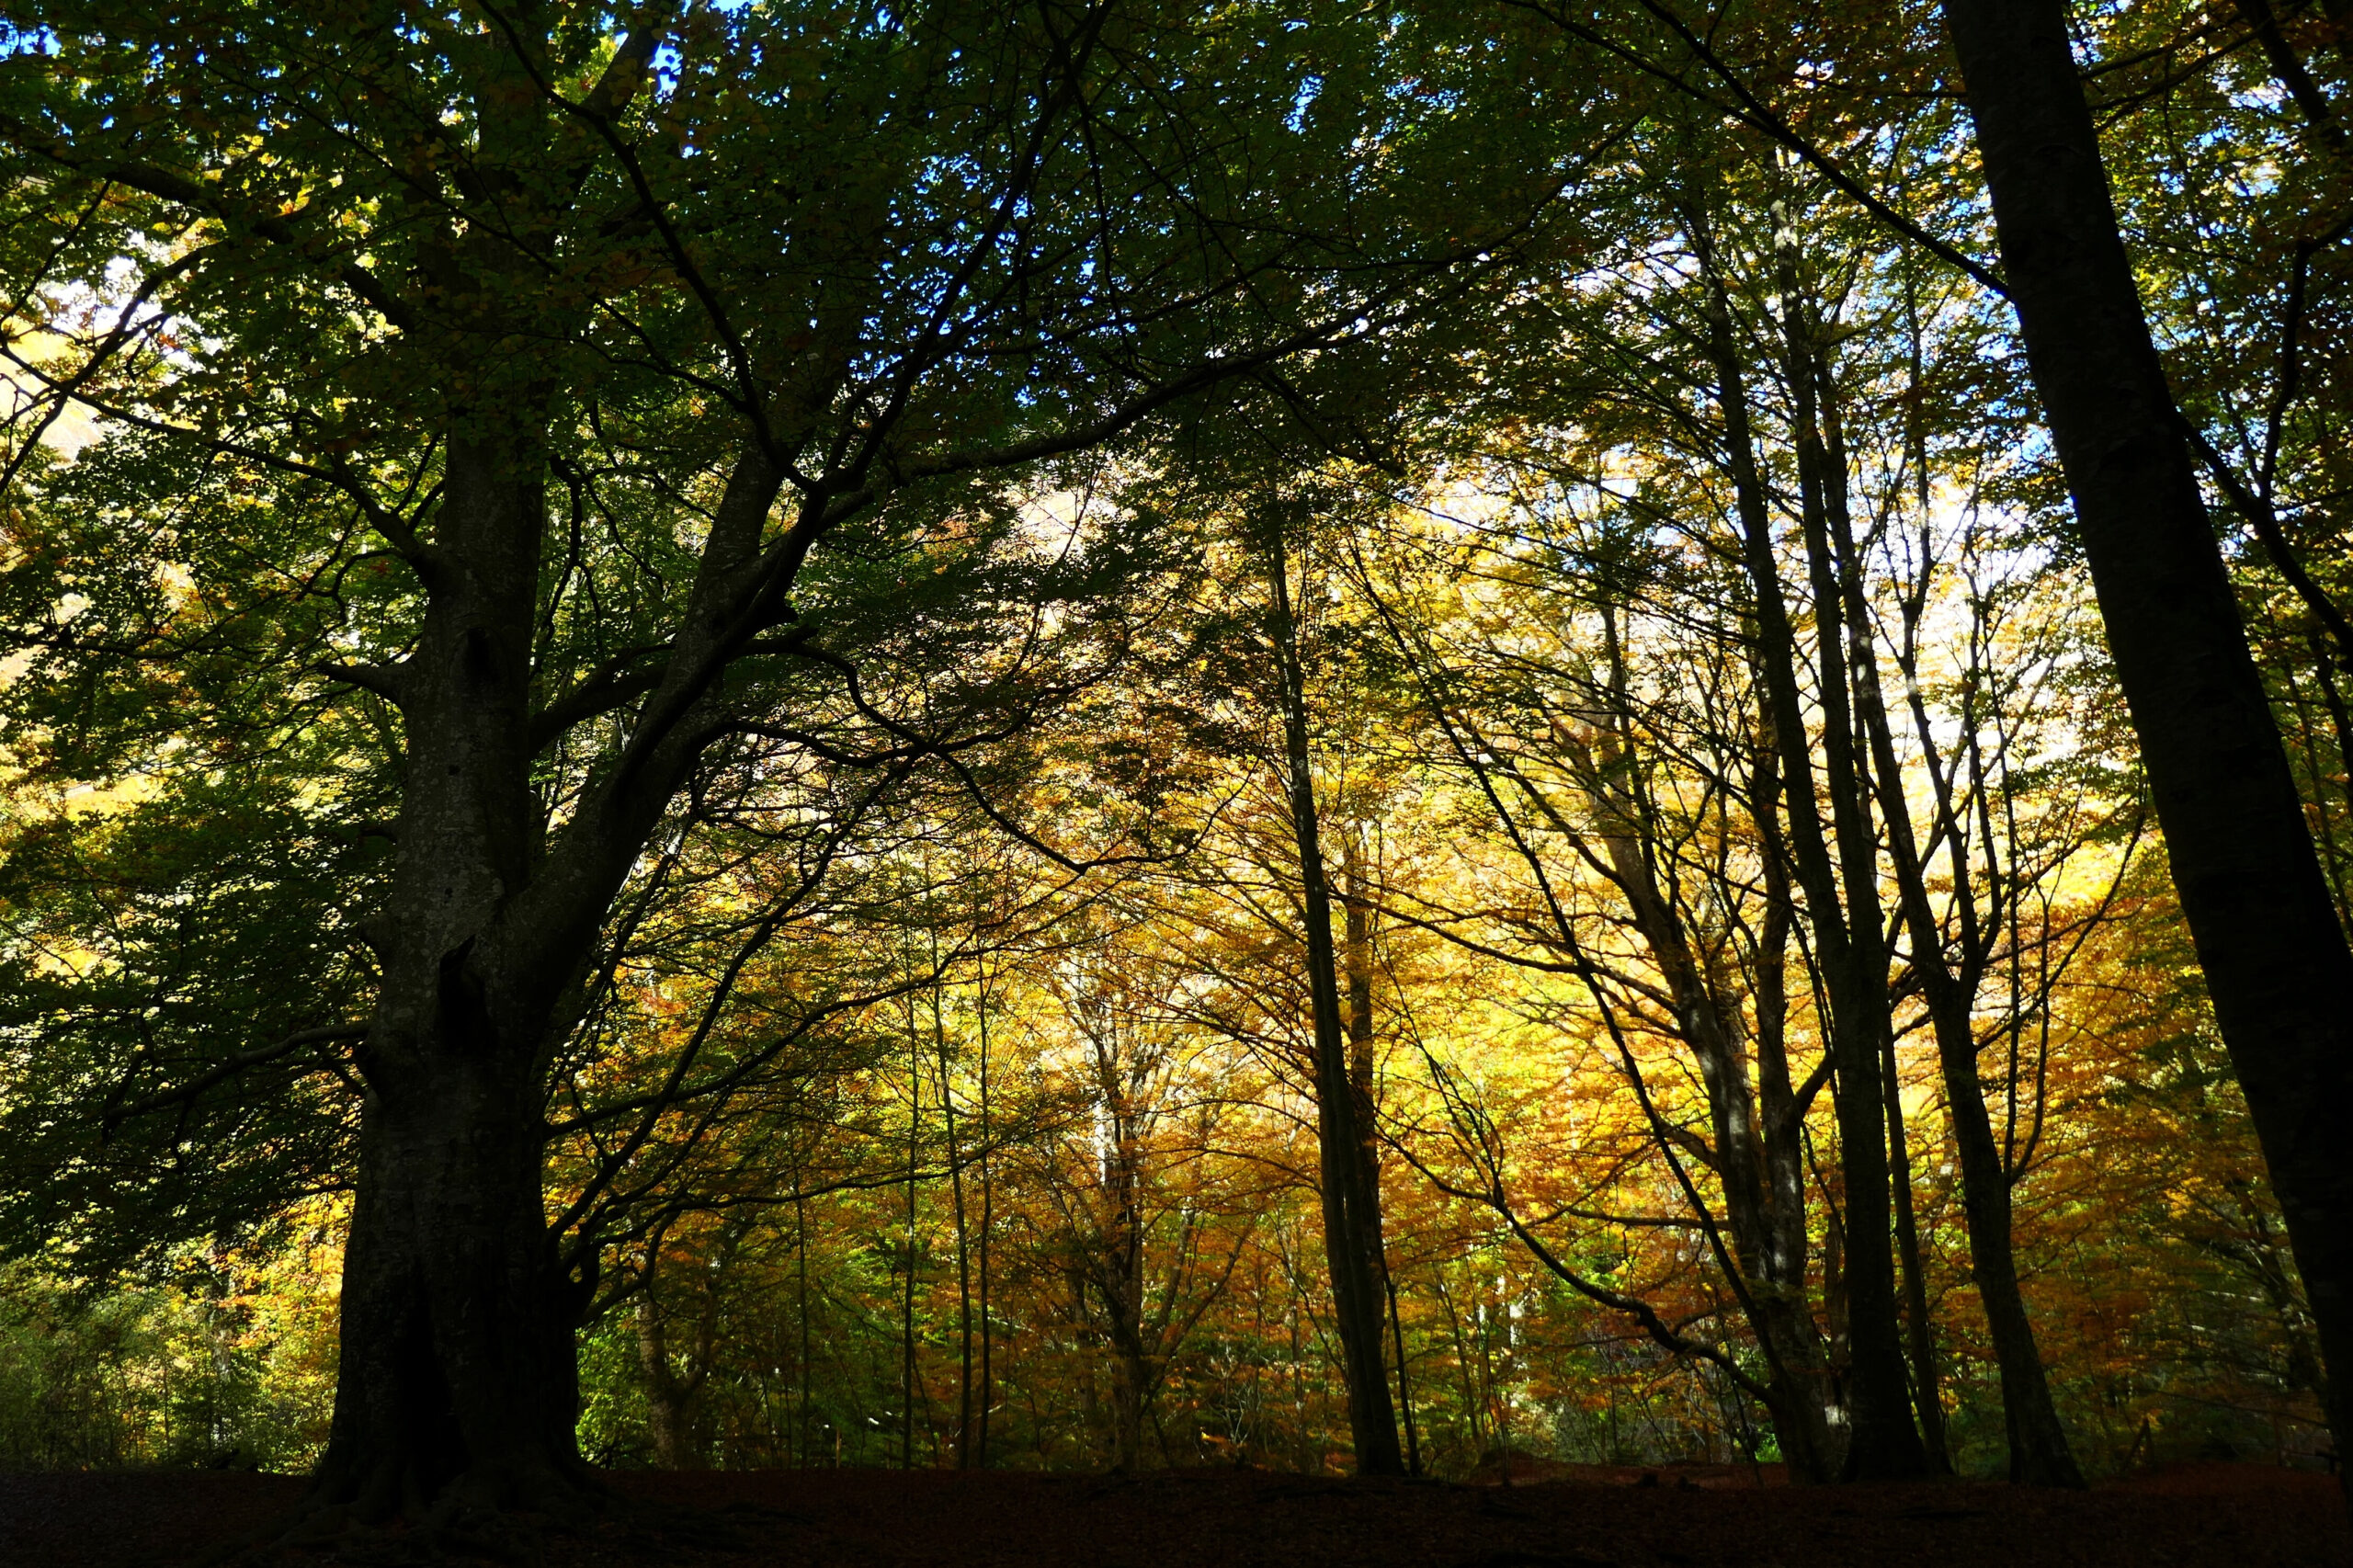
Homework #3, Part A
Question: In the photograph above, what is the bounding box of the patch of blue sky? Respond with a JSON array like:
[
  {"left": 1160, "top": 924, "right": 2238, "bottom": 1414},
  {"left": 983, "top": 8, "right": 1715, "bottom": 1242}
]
[{"left": 1286, "top": 74, "right": 1322, "bottom": 132}]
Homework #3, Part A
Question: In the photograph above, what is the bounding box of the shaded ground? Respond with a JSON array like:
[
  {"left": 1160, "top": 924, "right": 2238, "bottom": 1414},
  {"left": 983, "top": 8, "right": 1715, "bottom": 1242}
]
[{"left": 1, "top": 1460, "right": 2344, "bottom": 1568}]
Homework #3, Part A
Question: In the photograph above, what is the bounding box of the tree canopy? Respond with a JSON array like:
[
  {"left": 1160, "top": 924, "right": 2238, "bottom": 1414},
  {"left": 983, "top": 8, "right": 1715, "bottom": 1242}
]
[{"left": 1, "top": 0, "right": 2347, "bottom": 1527}]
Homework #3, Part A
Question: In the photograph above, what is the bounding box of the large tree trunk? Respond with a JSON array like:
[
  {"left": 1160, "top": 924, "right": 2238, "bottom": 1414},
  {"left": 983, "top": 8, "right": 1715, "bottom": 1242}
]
[
  {"left": 315, "top": 1074, "right": 588, "bottom": 1517},
  {"left": 310, "top": 440, "right": 600, "bottom": 1518},
  {"left": 1267, "top": 532, "right": 1404, "bottom": 1477},
  {"left": 313, "top": 430, "right": 783, "bottom": 1514},
  {"left": 1941, "top": 0, "right": 2353, "bottom": 1502}
]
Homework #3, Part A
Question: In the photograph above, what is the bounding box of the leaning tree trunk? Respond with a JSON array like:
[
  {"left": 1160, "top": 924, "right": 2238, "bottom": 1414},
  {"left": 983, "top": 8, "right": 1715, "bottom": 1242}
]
[
  {"left": 1852, "top": 614, "right": 2086, "bottom": 1488},
  {"left": 1942, "top": 0, "right": 2353, "bottom": 1504},
  {"left": 1574, "top": 610, "right": 1840, "bottom": 1482}
]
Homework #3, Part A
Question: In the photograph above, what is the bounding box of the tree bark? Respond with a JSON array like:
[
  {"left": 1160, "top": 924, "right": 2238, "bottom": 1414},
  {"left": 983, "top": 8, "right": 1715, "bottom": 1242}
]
[
  {"left": 317, "top": 1072, "right": 591, "bottom": 1517},
  {"left": 1572, "top": 600, "right": 1841, "bottom": 1482},
  {"left": 1942, "top": 0, "right": 2353, "bottom": 1502},
  {"left": 311, "top": 438, "right": 602, "bottom": 1518},
  {"left": 1267, "top": 530, "right": 1404, "bottom": 1476},
  {"left": 1840, "top": 494, "right": 2086, "bottom": 1486},
  {"left": 1690, "top": 231, "right": 1927, "bottom": 1479},
  {"left": 1879, "top": 1032, "right": 1950, "bottom": 1472},
  {"left": 1772, "top": 256, "right": 1930, "bottom": 1484},
  {"left": 636, "top": 1299, "right": 708, "bottom": 1471},
  {"left": 1341, "top": 830, "right": 1396, "bottom": 1389},
  {"left": 1823, "top": 354, "right": 2067, "bottom": 1483}
]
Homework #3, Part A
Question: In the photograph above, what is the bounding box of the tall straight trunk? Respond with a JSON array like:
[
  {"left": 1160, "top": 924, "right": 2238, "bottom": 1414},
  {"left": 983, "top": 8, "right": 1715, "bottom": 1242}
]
[
  {"left": 1772, "top": 259, "right": 1928, "bottom": 1483},
  {"left": 1386, "top": 1270, "right": 1422, "bottom": 1475},
  {"left": 1879, "top": 1034, "right": 1949, "bottom": 1471},
  {"left": 1942, "top": 0, "right": 2353, "bottom": 1499},
  {"left": 1341, "top": 834, "right": 1392, "bottom": 1364},
  {"left": 1097, "top": 1084, "right": 1153, "bottom": 1471},
  {"left": 903, "top": 997, "right": 921, "bottom": 1471},
  {"left": 976, "top": 964, "right": 997, "bottom": 1470},
  {"left": 1267, "top": 532, "right": 1404, "bottom": 1476},
  {"left": 1345, "top": 835, "right": 1423, "bottom": 1476},
  {"left": 1832, "top": 442, "right": 2087, "bottom": 1486},
  {"left": 794, "top": 1176, "right": 813, "bottom": 1467},
  {"left": 933, "top": 972, "right": 974, "bottom": 1469},
  {"left": 1744, "top": 678, "right": 1838, "bottom": 1483},
  {"left": 1690, "top": 229, "right": 1927, "bottom": 1479}
]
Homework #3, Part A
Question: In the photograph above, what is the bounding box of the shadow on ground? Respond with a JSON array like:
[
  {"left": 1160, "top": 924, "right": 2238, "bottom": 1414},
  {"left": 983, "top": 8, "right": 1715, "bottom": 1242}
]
[{"left": 2, "top": 1459, "right": 2343, "bottom": 1567}]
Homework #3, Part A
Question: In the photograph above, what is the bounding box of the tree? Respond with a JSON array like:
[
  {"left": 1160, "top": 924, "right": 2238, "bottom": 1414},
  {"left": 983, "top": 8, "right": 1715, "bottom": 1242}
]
[
  {"left": 1940, "top": 0, "right": 2353, "bottom": 1499},
  {"left": 0, "top": 0, "right": 1552, "bottom": 1521}
]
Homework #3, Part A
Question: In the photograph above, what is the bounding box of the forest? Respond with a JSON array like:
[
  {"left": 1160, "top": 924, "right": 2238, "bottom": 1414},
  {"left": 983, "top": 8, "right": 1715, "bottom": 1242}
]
[{"left": 0, "top": 0, "right": 2349, "bottom": 1562}]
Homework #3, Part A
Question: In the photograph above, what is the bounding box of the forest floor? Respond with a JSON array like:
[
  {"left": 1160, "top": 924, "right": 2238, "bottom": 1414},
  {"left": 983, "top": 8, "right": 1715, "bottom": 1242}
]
[{"left": 1, "top": 1459, "right": 2346, "bottom": 1568}]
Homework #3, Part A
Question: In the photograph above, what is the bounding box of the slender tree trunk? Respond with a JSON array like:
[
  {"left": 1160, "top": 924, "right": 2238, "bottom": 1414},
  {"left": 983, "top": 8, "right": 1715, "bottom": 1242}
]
[
  {"left": 1745, "top": 687, "right": 1841, "bottom": 1483},
  {"left": 1266, "top": 528, "right": 1404, "bottom": 1476},
  {"left": 1839, "top": 502, "right": 2086, "bottom": 1487},
  {"left": 904, "top": 995, "right": 922, "bottom": 1471},
  {"left": 636, "top": 1292, "right": 707, "bottom": 1471},
  {"left": 933, "top": 972, "right": 974, "bottom": 1469},
  {"left": 1815, "top": 357, "right": 1958, "bottom": 1478},
  {"left": 1341, "top": 833, "right": 1397, "bottom": 1403},
  {"left": 1942, "top": 0, "right": 2353, "bottom": 1502},
  {"left": 1930, "top": 970, "right": 2086, "bottom": 1486},
  {"left": 1101, "top": 1115, "right": 1152, "bottom": 1471},
  {"left": 1576, "top": 598, "right": 1839, "bottom": 1482},
  {"left": 1773, "top": 262, "right": 1929, "bottom": 1483},
  {"left": 1386, "top": 1269, "right": 1422, "bottom": 1475},
  {"left": 1345, "top": 834, "right": 1425, "bottom": 1476},
  {"left": 976, "top": 963, "right": 997, "bottom": 1470},
  {"left": 1879, "top": 1034, "right": 1949, "bottom": 1471},
  {"left": 1690, "top": 229, "right": 1926, "bottom": 1479},
  {"left": 794, "top": 1176, "right": 813, "bottom": 1468}
]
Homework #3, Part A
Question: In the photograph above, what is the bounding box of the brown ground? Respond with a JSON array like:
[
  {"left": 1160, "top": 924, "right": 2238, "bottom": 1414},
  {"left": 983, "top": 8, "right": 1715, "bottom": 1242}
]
[{"left": 1, "top": 1460, "right": 2345, "bottom": 1568}]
